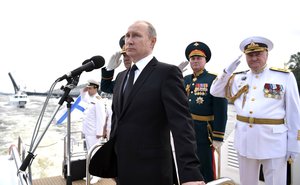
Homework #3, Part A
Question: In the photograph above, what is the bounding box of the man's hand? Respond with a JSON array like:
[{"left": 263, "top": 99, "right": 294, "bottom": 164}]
[
  {"left": 178, "top": 61, "right": 189, "bottom": 72},
  {"left": 286, "top": 151, "right": 298, "bottom": 164},
  {"left": 83, "top": 87, "right": 89, "bottom": 92},
  {"left": 212, "top": 140, "right": 223, "bottom": 151},
  {"left": 106, "top": 51, "right": 122, "bottom": 71},
  {"left": 224, "top": 55, "right": 242, "bottom": 74}
]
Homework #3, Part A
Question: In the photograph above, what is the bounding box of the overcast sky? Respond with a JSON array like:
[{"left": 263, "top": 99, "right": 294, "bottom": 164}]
[{"left": 0, "top": 0, "right": 299, "bottom": 93}]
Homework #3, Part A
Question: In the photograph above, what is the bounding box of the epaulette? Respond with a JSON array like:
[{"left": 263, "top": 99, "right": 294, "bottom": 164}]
[
  {"left": 96, "top": 96, "right": 101, "bottom": 100},
  {"left": 270, "top": 67, "right": 290, "bottom": 73},
  {"left": 208, "top": 71, "right": 218, "bottom": 76},
  {"left": 233, "top": 70, "right": 249, "bottom": 75}
]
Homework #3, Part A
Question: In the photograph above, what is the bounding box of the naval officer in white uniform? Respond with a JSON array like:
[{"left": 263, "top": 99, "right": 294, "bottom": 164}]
[
  {"left": 210, "top": 36, "right": 300, "bottom": 185},
  {"left": 81, "top": 79, "right": 107, "bottom": 184},
  {"left": 81, "top": 79, "right": 106, "bottom": 150}
]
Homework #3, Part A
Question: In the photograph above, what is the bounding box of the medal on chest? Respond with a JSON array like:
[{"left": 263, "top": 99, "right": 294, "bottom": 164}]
[
  {"left": 264, "top": 83, "right": 284, "bottom": 99},
  {"left": 196, "top": 97, "right": 204, "bottom": 104},
  {"left": 194, "top": 83, "right": 208, "bottom": 104},
  {"left": 194, "top": 83, "right": 208, "bottom": 96}
]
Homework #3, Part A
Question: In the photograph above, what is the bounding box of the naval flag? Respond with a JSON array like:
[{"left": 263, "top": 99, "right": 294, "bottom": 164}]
[{"left": 54, "top": 95, "right": 87, "bottom": 125}]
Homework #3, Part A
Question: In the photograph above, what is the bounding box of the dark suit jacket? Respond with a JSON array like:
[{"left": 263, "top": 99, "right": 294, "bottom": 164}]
[{"left": 110, "top": 57, "right": 203, "bottom": 185}]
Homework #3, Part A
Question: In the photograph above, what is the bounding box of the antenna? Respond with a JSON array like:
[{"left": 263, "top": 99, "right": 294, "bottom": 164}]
[{"left": 8, "top": 72, "right": 20, "bottom": 94}]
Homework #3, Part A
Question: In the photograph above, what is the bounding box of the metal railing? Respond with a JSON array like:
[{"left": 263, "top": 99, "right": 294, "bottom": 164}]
[
  {"left": 85, "top": 139, "right": 107, "bottom": 185},
  {"left": 9, "top": 136, "right": 32, "bottom": 185},
  {"left": 84, "top": 138, "right": 235, "bottom": 185},
  {"left": 63, "top": 131, "right": 87, "bottom": 160},
  {"left": 207, "top": 177, "right": 236, "bottom": 185}
]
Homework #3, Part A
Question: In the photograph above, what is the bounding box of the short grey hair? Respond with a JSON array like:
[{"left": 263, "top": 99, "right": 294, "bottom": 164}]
[{"left": 136, "top": 20, "right": 157, "bottom": 38}]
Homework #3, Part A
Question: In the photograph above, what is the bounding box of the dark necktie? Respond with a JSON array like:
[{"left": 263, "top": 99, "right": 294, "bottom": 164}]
[{"left": 123, "top": 64, "right": 137, "bottom": 105}]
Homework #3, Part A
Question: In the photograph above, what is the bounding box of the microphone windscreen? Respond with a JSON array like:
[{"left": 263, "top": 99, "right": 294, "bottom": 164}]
[
  {"left": 82, "top": 59, "right": 91, "bottom": 65},
  {"left": 90, "top": 55, "right": 105, "bottom": 69},
  {"left": 82, "top": 58, "right": 94, "bottom": 72}
]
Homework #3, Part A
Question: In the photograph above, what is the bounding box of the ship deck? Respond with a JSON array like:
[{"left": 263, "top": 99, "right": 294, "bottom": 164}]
[{"left": 32, "top": 176, "right": 116, "bottom": 185}]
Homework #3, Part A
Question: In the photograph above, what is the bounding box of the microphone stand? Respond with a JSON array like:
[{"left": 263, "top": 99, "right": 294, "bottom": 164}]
[
  {"left": 59, "top": 78, "right": 77, "bottom": 185},
  {"left": 18, "top": 75, "right": 80, "bottom": 185}
]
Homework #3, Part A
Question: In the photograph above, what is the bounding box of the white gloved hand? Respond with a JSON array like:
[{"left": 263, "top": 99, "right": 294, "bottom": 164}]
[
  {"left": 225, "top": 55, "right": 242, "bottom": 74},
  {"left": 106, "top": 51, "right": 122, "bottom": 71},
  {"left": 212, "top": 140, "right": 223, "bottom": 151},
  {"left": 286, "top": 151, "right": 299, "bottom": 164},
  {"left": 177, "top": 61, "right": 189, "bottom": 72}
]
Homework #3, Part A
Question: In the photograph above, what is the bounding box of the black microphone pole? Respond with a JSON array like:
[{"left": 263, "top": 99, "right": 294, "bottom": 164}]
[
  {"left": 58, "top": 75, "right": 80, "bottom": 185},
  {"left": 18, "top": 75, "right": 80, "bottom": 185},
  {"left": 18, "top": 55, "right": 105, "bottom": 184}
]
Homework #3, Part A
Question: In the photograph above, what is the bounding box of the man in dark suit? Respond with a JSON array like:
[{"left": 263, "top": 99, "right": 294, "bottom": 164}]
[{"left": 110, "top": 20, "right": 205, "bottom": 185}]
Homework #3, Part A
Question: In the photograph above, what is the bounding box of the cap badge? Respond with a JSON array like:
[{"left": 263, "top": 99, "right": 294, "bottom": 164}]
[
  {"left": 193, "top": 42, "right": 200, "bottom": 46},
  {"left": 247, "top": 42, "right": 259, "bottom": 49}
]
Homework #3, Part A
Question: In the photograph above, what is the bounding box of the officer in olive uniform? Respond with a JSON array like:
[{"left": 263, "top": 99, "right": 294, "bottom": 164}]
[
  {"left": 101, "top": 35, "right": 132, "bottom": 93},
  {"left": 183, "top": 41, "right": 228, "bottom": 183},
  {"left": 210, "top": 36, "right": 300, "bottom": 185}
]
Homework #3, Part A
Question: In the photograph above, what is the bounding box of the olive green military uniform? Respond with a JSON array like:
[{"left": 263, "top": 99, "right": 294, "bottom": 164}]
[{"left": 184, "top": 41, "right": 228, "bottom": 182}]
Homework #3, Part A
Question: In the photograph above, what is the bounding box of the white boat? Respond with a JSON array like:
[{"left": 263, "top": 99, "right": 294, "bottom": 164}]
[
  {"left": 9, "top": 91, "right": 29, "bottom": 108},
  {"left": 7, "top": 72, "right": 29, "bottom": 108}
]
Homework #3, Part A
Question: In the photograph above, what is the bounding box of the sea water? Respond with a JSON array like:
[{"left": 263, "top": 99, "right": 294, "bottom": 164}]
[
  {"left": 0, "top": 94, "right": 236, "bottom": 179},
  {"left": 0, "top": 94, "right": 84, "bottom": 179}
]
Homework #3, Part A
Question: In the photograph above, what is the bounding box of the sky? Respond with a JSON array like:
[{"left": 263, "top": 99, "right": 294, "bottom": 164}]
[{"left": 1, "top": 0, "right": 299, "bottom": 93}]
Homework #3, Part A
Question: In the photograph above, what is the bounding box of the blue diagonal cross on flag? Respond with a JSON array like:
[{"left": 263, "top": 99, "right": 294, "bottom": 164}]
[{"left": 54, "top": 95, "right": 86, "bottom": 125}]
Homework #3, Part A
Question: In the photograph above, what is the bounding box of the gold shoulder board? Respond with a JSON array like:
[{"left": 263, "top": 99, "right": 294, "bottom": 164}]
[
  {"left": 270, "top": 67, "right": 290, "bottom": 73},
  {"left": 96, "top": 96, "right": 101, "bottom": 100}
]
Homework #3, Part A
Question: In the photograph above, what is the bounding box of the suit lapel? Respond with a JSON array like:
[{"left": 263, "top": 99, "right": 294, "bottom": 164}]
[
  {"left": 120, "top": 58, "right": 158, "bottom": 115},
  {"left": 116, "top": 70, "right": 129, "bottom": 114}
]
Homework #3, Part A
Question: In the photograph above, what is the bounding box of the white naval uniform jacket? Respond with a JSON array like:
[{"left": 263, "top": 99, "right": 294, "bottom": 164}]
[
  {"left": 81, "top": 91, "right": 106, "bottom": 137},
  {"left": 210, "top": 66, "right": 300, "bottom": 159}
]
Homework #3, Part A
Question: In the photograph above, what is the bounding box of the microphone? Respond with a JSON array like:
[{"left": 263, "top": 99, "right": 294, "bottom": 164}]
[{"left": 58, "top": 55, "right": 105, "bottom": 82}]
